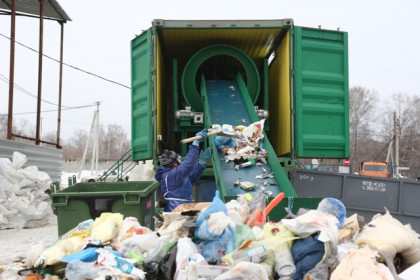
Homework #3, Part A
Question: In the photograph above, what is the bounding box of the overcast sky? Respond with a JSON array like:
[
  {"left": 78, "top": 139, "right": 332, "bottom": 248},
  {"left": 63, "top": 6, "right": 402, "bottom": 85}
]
[{"left": 1, "top": 0, "right": 420, "bottom": 140}]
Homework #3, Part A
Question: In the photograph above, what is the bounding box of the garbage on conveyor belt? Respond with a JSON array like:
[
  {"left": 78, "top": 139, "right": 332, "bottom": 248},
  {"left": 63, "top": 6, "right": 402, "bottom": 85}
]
[
  {"left": 214, "top": 119, "right": 268, "bottom": 167},
  {"left": 0, "top": 151, "right": 53, "bottom": 230},
  {"left": 2, "top": 191, "right": 420, "bottom": 279}
]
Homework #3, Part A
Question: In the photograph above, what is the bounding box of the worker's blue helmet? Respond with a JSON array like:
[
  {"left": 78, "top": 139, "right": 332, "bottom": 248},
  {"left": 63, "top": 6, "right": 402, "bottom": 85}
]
[{"left": 159, "top": 150, "right": 180, "bottom": 167}]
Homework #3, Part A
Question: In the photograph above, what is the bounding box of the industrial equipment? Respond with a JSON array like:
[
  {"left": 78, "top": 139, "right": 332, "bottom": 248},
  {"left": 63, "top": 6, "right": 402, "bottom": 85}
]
[{"left": 130, "top": 19, "right": 349, "bottom": 201}]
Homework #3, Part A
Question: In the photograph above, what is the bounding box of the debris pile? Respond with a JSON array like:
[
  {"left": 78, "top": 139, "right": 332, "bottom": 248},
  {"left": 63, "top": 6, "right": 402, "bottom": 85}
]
[
  {"left": 0, "top": 151, "right": 53, "bottom": 229},
  {"left": 1, "top": 190, "right": 420, "bottom": 280},
  {"left": 214, "top": 119, "right": 268, "bottom": 168}
]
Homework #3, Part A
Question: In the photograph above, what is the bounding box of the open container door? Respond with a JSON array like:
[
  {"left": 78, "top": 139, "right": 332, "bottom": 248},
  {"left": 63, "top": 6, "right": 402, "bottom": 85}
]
[
  {"left": 131, "top": 28, "right": 154, "bottom": 161},
  {"left": 293, "top": 27, "right": 350, "bottom": 158}
]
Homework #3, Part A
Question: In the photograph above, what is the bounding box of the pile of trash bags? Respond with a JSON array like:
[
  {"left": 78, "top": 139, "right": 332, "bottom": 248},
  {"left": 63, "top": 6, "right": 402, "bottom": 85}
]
[
  {"left": 0, "top": 151, "right": 53, "bottom": 229},
  {"left": 3, "top": 189, "right": 420, "bottom": 280}
]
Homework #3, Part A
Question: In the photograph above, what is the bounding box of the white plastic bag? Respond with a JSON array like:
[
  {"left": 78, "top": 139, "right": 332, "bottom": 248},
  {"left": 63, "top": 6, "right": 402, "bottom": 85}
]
[
  {"left": 214, "top": 261, "right": 268, "bottom": 280},
  {"left": 281, "top": 210, "right": 339, "bottom": 244},
  {"left": 26, "top": 239, "right": 45, "bottom": 267},
  {"left": 225, "top": 199, "right": 246, "bottom": 224},
  {"left": 120, "top": 232, "right": 160, "bottom": 259},
  {"left": 12, "top": 151, "right": 27, "bottom": 169},
  {"left": 117, "top": 216, "right": 152, "bottom": 242},
  {"left": 175, "top": 237, "right": 200, "bottom": 280}
]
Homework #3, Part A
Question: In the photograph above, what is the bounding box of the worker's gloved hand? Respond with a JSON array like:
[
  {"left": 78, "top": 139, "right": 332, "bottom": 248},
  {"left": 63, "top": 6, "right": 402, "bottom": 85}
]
[
  {"left": 192, "top": 129, "right": 208, "bottom": 146},
  {"left": 199, "top": 147, "right": 212, "bottom": 166}
]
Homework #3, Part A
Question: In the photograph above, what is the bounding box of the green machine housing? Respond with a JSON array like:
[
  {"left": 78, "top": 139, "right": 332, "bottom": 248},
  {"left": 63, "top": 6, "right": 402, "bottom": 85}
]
[{"left": 130, "top": 19, "right": 349, "bottom": 203}]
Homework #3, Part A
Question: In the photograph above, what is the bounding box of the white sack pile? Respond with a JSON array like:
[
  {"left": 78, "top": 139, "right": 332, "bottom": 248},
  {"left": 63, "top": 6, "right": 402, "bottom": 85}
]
[{"left": 0, "top": 151, "right": 53, "bottom": 229}]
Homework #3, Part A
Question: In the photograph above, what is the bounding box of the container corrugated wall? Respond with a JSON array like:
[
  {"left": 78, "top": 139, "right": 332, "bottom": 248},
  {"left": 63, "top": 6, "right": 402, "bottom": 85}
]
[
  {"left": 293, "top": 27, "right": 349, "bottom": 158},
  {"left": 131, "top": 29, "right": 153, "bottom": 161},
  {"left": 291, "top": 169, "right": 420, "bottom": 233},
  {"left": 0, "top": 139, "right": 63, "bottom": 182},
  {"left": 268, "top": 30, "right": 291, "bottom": 156}
]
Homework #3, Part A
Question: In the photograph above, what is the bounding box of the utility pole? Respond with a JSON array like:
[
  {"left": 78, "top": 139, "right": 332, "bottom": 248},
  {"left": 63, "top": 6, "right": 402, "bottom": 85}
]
[
  {"left": 7, "top": 0, "right": 16, "bottom": 140},
  {"left": 385, "top": 133, "right": 393, "bottom": 166},
  {"left": 91, "top": 102, "right": 100, "bottom": 174},
  {"left": 78, "top": 102, "right": 101, "bottom": 179},
  {"left": 394, "top": 112, "right": 400, "bottom": 178}
]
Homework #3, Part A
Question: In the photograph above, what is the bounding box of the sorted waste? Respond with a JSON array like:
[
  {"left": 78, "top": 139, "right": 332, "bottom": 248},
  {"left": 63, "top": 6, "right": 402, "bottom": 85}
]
[
  {"left": 214, "top": 120, "right": 277, "bottom": 192},
  {"left": 1, "top": 189, "right": 420, "bottom": 280}
]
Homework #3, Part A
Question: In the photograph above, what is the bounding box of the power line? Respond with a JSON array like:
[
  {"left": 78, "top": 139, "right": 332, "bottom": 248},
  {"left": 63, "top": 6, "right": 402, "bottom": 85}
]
[
  {"left": 0, "top": 32, "right": 131, "bottom": 89},
  {"left": 0, "top": 73, "right": 73, "bottom": 108},
  {"left": 373, "top": 137, "right": 394, "bottom": 161},
  {"left": 12, "top": 104, "right": 96, "bottom": 115},
  {"left": 0, "top": 73, "right": 97, "bottom": 114}
]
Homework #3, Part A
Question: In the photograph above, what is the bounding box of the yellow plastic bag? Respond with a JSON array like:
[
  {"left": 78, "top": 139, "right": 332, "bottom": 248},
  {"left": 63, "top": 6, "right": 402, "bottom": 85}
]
[{"left": 90, "top": 212, "right": 124, "bottom": 243}]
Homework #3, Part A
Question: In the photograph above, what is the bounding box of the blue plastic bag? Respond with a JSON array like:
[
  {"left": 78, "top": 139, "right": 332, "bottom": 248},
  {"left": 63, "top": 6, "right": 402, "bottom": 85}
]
[
  {"left": 201, "top": 227, "right": 236, "bottom": 263},
  {"left": 317, "top": 197, "right": 346, "bottom": 229},
  {"left": 61, "top": 247, "right": 121, "bottom": 263},
  {"left": 195, "top": 191, "right": 236, "bottom": 263},
  {"left": 215, "top": 136, "right": 237, "bottom": 149},
  {"left": 195, "top": 190, "right": 227, "bottom": 226}
]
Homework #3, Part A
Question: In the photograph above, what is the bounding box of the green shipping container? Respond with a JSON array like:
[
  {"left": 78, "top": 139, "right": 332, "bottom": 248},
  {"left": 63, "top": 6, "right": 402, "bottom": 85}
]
[
  {"left": 50, "top": 181, "right": 158, "bottom": 236},
  {"left": 130, "top": 19, "right": 349, "bottom": 162}
]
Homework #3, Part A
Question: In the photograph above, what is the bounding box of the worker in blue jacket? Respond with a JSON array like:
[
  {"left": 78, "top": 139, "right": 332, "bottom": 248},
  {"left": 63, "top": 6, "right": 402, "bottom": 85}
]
[{"left": 155, "top": 129, "right": 212, "bottom": 212}]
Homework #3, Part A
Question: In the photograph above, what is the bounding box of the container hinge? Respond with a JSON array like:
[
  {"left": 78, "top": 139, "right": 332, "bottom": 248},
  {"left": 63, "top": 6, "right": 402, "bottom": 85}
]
[
  {"left": 154, "top": 19, "right": 163, "bottom": 26},
  {"left": 283, "top": 18, "right": 294, "bottom": 26}
]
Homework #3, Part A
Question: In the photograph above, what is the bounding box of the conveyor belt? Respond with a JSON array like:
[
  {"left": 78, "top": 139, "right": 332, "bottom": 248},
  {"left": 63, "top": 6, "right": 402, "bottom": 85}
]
[{"left": 203, "top": 79, "right": 297, "bottom": 199}]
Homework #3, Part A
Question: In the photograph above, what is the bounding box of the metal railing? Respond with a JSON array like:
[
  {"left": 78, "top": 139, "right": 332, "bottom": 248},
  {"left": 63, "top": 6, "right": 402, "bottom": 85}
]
[{"left": 97, "top": 149, "right": 137, "bottom": 182}]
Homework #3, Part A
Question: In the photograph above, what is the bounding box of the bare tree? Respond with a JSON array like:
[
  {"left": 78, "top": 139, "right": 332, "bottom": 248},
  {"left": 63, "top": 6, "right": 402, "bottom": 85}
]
[
  {"left": 62, "top": 124, "right": 130, "bottom": 161},
  {"left": 349, "top": 86, "right": 379, "bottom": 171},
  {"left": 101, "top": 124, "right": 130, "bottom": 160},
  {"left": 63, "top": 129, "right": 89, "bottom": 160},
  {"left": 0, "top": 114, "right": 7, "bottom": 139}
]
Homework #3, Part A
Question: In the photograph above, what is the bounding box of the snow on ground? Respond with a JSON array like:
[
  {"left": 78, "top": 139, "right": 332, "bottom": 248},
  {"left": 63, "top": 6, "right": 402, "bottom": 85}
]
[
  {"left": 0, "top": 215, "right": 58, "bottom": 266},
  {"left": 0, "top": 166, "right": 155, "bottom": 267},
  {"left": 0, "top": 172, "right": 74, "bottom": 266}
]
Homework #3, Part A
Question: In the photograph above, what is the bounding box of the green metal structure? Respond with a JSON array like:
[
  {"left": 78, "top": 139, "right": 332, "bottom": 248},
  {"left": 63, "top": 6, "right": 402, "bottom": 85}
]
[{"left": 127, "top": 19, "right": 349, "bottom": 204}]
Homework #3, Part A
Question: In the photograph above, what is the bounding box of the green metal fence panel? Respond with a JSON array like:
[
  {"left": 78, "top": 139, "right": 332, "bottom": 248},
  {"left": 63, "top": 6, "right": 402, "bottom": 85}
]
[
  {"left": 131, "top": 29, "right": 153, "bottom": 160},
  {"left": 293, "top": 27, "right": 349, "bottom": 158}
]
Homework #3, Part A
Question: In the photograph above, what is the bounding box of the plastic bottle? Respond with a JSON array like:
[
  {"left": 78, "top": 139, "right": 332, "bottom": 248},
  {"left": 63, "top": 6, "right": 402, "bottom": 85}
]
[
  {"left": 240, "top": 161, "right": 253, "bottom": 168},
  {"left": 274, "top": 243, "right": 296, "bottom": 278},
  {"left": 231, "top": 245, "right": 269, "bottom": 265},
  {"left": 65, "top": 259, "right": 102, "bottom": 280}
]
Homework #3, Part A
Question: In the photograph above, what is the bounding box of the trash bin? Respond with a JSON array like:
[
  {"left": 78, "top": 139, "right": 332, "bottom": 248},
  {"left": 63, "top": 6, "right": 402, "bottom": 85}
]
[{"left": 50, "top": 181, "right": 159, "bottom": 236}]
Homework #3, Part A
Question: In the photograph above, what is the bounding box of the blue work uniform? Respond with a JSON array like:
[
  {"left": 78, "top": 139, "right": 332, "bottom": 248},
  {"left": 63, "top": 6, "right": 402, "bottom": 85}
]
[{"left": 155, "top": 145, "right": 206, "bottom": 212}]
